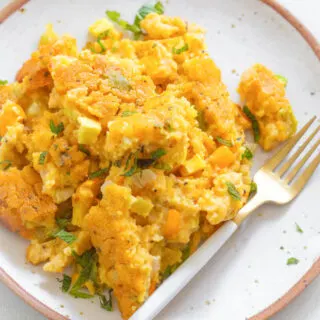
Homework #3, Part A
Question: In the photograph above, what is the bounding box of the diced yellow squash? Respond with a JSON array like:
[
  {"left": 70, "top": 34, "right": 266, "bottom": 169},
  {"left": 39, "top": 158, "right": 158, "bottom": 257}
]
[
  {"left": 163, "top": 209, "right": 181, "bottom": 238},
  {"left": 77, "top": 116, "right": 101, "bottom": 144},
  {"left": 130, "top": 196, "right": 154, "bottom": 217},
  {"left": 180, "top": 154, "right": 206, "bottom": 176},
  {"left": 209, "top": 146, "right": 235, "bottom": 168}
]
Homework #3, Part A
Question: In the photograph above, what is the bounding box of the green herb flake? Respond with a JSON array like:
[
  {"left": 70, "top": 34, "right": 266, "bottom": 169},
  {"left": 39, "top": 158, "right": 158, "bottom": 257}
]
[
  {"left": 226, "top": 181, "right": 241, "bottom": 201},
  {"left": 0, "top": 160, "right": 12, "bottom": 171},
  {"left": 53, "top": 229, "right": 76, "bottom": 244},
  {"left": 49, "top": 120, "right": 64, "bottom": 135},
  {"left": 57, "top": 274, "right": 72, "bottom": 292},
  {"left": 89, "top": 167, "right": 109, "bottom": 179},
  {"left": 249, "top": 181, "right": 257, "bottom": 196},
  {"left": 69, "top": 249, "right": 97, "bottom": 299},
  {"left": 196, "top": 110, "right": 208, "bottom": 131},
  {"left": 216, "top": 137, "right": 233, "bottom": 147},
  {"left": 151, "top": 148, "right": 166, "bottom": 160},
  {"left": 99, "top": 290, "right": 113, "bottom": 311},
  {"left": 295, "top": 223, "right": 303, "bottom": 233},
  {"left": 134, "top": 1, "right": 164, "bottom": 27},
  {"left": 276, "top": 74, "right": 288, "bottom": 87},
  {"left": 243, "top": 106, "right": 260, "bottom": 142},
  {"left": 287, "top": 257, "right": 299, "bottom": 265},
  {"left": 96, "top": 30, "right": 109, "bottom": 54},
  {"left": 56, "top": 218, "right": 70, "bottom": 229},
  {"left": 0, "top": 80, "right": 8, "bottom": 85},
  {"left": 106, "top": 11, "right": 140, "bottom": 36},
  {"left": 122, "top": 165, "right": 138, "bottom": 177},
  {"left": 106, "top": 10, "right": 121, "bottom": 22},
  {"left": 242, "top": 147, "right": 253, "bottom": 160},
  {"left": 78, "top": 145, "right": 90, "bottom": 156},
  {"left": 39, "top": 151, "right": 48, "bottom": 165},
  {"left": 172, "top": 43, "right": 189, "bottom": 55},
  {"left": 106, "top": 2, "right": 164, "bottom": 39},
  {"left": 121, "top": 110, "right": 138, "bottom": 117}
]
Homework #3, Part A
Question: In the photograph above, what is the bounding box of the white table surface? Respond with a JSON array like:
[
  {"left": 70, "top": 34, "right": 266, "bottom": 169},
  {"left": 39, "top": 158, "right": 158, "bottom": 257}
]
[{"left": 0, "top": 0, "right": 319, "bottom": 319}]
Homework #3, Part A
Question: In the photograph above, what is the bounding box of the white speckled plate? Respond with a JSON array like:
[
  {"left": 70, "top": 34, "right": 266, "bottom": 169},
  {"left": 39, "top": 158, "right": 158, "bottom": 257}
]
[{"left": 0, "top": 1, "right": 319, "bottom": 320}]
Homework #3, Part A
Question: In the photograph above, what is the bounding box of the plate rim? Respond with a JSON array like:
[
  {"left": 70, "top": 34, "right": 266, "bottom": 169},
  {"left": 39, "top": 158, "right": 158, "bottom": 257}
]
[{"left": 0, "top": 1, "right": 319, "bottom": 319}]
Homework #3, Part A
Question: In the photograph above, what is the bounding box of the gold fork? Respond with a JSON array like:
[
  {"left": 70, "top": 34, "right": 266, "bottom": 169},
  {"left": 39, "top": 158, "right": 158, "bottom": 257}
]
[
  {"left": 234, "top": 116, "right": 320, "bottom": 225},
  {"left": 130, "top": 116, "right": 320, "bottom": 320}
]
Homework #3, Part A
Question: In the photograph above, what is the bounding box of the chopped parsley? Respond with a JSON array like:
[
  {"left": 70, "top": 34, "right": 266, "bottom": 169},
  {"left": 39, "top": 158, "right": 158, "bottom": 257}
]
[
  {"left": 57, "top": 274, "right": 72, "bottom": 292},
  {"left": 226, "top": 181, "right": 241, "bottom": 201},
  {"left": 196, "top": 110, "right": 208, "bottom": 131},
  {"left": 69, "top": 249, "right": 97, "bottom": 299},
  {"left": 287, "top": 257, "right": 299, "bottom": 265},
  {"left": 242, "top": 147, "right": 253, "bottom": 160},
  {"left": 99, "top": 290, "right": 113, "bottom": 311},
  {"left": 106, "top": 1, "right": 164, "bottom": 39},
  {"left": 52, "top": 229, "right": 76, "bottom": 244},
  {"left": 276, "top": 74, "right": 288, "bottom": 87},
  {"left": 172, "top": 43, "right": 189, "bottom": 55},
  {"left": 78, "top": 144, "right": 90, "bottom": 156},
  {"left": 97, "top": 30, "right": 109, "bottom": 53},
  {"left": 0, "top": 80, "right": 8, "bottom": 85},
  {"left": 0, "top": 160, "right": 12, "bottom": 171},
  {"left": 134, "top": 1, "right": 164, "bottom": 27},
  {"left": 122, "top": 148, "right": 167, "bottom": 176},
  {"left": 121, "top": 110, "right": 138, "bottom": 117},
  {"left": 38, "top": 151, "right": 48, "bottom": 165},
  {"left": 295, "top": 223, "right": 303, "bottom": 233},
  {"left": 243, "top": 106, "right": 260, "bottom": 142},
  {"left": 56, "top": 218, "right": 70, "bottom": 229},
  {"left": 216, "top": 137, "right": 233, "bottom": 147},
  {"left": 249, "top": 181, "right": 257, "bottom": 197},
  {"left": 151, "top": 148, "right": 166, "bottom": 160},
  {"left": 49, "top": 120, "right": 64, "bottom": 135},
  {"left": 89, "top": 167, "right": 109, "bottom": 179}
]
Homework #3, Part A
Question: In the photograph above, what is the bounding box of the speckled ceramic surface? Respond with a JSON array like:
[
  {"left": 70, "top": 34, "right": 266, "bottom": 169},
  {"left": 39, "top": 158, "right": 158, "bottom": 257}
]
[{"left": 0, "top": 1, "right": 319, "bottom": 319}]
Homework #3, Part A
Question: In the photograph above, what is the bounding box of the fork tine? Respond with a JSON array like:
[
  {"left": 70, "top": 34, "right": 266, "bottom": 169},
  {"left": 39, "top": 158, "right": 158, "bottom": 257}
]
[
  {"left": 263, "top": 116, "right": 316, "bottom": 170},
  {"left": 290, "top": 151, "right": 320, "bottom": 194},
  {"left": 278, "top": 124, "right": 320, "bottom": 177},
  {"left": 285, "top": 138, "right": 320, "bottom": 184}
]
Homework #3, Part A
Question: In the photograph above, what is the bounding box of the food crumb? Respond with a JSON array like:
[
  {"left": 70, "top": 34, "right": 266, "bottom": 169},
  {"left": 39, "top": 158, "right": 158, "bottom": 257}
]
[
  {"left": 232, "top": 69, "right": 237, "bottom": 74},
  {"left": 257, "top": 213, "right": 263, "bottom": 217},
  {"left": 19, "top": 8, "right": 26, "bottom": 13},
  {"left": 254, "top": 279, "right": 259, "bottom": 284},
  {"left": 80, "top": 312, "right": 84, "bottom": 316},
  {"left": 60, "top": 305, "right": 64, "bottom": 308},
  {"left": 205, "top": 300, "right": 211, "bottom": 305},
  {"left": 304, "top": 246, "right": 308, "bottom": 250},
  {"left": 231, "top": 24, "right": 236, "bottom": 28}
]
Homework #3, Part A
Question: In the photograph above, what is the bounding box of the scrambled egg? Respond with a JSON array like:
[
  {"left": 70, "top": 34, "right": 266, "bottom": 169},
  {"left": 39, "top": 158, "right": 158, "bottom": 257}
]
[{"left": 0, "top": 7, "right": 297, "bottom": 320}]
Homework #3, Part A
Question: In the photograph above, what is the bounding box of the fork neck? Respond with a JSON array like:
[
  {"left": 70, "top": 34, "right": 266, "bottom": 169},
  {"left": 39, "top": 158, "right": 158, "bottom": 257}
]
[{"left": 233, "top": 192, "right": 266, "bottom": 226}]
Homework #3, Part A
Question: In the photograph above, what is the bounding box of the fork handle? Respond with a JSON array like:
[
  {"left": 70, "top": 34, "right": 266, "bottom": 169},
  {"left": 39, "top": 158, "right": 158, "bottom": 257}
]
[{"left": 129, "top": 221, "right": 238, "bottom": 320}]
